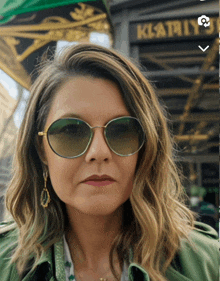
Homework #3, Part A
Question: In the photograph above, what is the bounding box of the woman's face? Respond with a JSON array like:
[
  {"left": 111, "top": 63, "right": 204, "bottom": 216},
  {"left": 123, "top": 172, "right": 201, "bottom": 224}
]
[{"left": 41, "top": 76, "right": 138, "bottom": 216}]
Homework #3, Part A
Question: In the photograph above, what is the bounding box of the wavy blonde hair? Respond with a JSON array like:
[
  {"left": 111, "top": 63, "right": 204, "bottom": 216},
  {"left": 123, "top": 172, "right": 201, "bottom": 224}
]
[{"left": 5, "top": 43, "right": 197, "bottom": 281}]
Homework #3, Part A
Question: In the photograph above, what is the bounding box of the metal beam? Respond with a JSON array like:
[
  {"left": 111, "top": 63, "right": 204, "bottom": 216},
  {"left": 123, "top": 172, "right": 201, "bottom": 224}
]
[
  {"left": 157, "top": 84, "right": 218, "bottom": 96},
  {"left": 142, "top": 54, "right": 194, "bottom": 83},
  {"left": 157, "top": 88, "right": 191, "bottom": 96},
  {"left": 203, "top": 84, "right": 219, "bottom": 90},
  {"left": 175, "top": 135, "right": 209, "bottom": 141},
  {"left": 140, "top": 49, "right": 203, "bottom": 57},
  {"left": 170, "top": 113, "right": 219, "bottom": 122},
  {"left": 129, "top": 1, "right": 218, "bottom": 22},
  {"left": 193, "top": 142, "right": 219, "bottom": 153},
  {"left": 111, "top": 2, "right": 218, "bottom": 23},
  {"left": 176, "top": 154, "right": 218, "bottom": 163},
  {"left": 143, "top": 69, "right": 218, "bottom": 78},
  {"left": 157, "top": 57, "right": 205, "bottom": 64},
  {"left": 188, "top": 122, "right": 208, "bottom": 145}
]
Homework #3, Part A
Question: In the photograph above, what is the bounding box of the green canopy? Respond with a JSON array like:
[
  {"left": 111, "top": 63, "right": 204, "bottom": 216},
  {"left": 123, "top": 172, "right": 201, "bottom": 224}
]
[{"left": 0, "top": 0, "right": 110, "bottom": 24}]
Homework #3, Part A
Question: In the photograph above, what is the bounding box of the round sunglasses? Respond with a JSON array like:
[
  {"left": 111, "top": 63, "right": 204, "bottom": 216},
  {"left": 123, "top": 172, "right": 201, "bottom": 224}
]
[{"left": 38, "top": 116, "right": 145, "bottom": 158}]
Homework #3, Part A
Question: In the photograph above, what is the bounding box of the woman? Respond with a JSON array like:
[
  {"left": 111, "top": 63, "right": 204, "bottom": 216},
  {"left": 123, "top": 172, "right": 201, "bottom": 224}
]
[{"left": 0, "top": 43, "right": 218, "bottom": 281}]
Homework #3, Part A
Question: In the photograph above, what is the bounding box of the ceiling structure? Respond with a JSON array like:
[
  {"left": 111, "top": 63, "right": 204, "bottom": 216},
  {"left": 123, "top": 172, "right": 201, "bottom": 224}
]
[
  {"left": 110, "top": 0, "right": 219, "bottom": 159},
  {"left": 140, "top": 37, "right": 219, "bottom": 156}
]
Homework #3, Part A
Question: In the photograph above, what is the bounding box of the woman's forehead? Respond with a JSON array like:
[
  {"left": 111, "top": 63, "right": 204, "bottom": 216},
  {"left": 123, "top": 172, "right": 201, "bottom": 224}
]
[{"left": 46, "top": 77, "right": 130, "bottom": 125}]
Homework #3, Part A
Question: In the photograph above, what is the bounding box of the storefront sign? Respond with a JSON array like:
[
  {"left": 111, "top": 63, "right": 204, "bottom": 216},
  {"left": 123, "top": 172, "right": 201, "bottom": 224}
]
[{"left": 130, "top": 17, "right": 219, "bottom": 42}]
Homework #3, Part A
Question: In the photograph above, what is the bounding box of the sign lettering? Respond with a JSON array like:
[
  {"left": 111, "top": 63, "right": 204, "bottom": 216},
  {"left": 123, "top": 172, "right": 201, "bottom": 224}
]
[{"left": 131, "top": 17, "right": 218, "bottom": 42}]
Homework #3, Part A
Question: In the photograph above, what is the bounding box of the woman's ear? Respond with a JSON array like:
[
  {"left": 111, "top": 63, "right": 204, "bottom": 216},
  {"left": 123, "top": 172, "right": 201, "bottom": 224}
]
[{"left": 35, "top": 135, "right": 48, "bottom": 166}]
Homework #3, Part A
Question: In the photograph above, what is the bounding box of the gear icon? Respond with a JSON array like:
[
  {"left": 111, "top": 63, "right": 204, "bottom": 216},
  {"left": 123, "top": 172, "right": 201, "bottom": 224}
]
[{"left": 198, "top": 15, "right": 210, "bottom": 28}]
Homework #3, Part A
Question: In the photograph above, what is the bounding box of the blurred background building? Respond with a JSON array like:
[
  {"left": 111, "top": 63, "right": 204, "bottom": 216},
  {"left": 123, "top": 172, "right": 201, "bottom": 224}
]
[
  {"left": 0, "top": 0, "right": 219, "bottom": 230},
  {"left": 0, "top": 83, "right": 17, "bottom": 221}
]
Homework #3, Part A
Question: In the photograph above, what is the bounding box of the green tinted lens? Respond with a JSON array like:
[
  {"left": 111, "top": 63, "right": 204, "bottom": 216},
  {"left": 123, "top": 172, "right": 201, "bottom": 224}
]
[
  {"left": 105, "top": 117, "right": 145, "bottom": 156},
  {"left": 47, "top": 119, "right": 91, "bottom": 158}
]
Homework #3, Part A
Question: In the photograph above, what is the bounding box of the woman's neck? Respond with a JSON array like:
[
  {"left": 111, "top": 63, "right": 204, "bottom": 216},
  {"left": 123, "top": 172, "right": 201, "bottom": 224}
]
[{"left": 65, "top": 205, "right": 123, "bottom": 270}]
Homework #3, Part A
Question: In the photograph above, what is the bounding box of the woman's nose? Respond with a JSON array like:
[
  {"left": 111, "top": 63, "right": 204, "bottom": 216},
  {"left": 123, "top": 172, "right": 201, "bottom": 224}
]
[{"left": 84, "top": 127, "right": 113, "bottom": 162}]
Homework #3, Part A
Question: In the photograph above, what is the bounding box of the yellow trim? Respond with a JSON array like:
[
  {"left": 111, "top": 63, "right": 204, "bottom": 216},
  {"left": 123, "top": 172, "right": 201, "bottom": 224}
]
[
  {"left": 38, "top": 132, "right": 46, "bottom": 136},
  {"left": 0, "top": 14, "right": 107, "bottom": 33},
  {"left": 0, "top": 12, "right": 110, "bottom": 62}
]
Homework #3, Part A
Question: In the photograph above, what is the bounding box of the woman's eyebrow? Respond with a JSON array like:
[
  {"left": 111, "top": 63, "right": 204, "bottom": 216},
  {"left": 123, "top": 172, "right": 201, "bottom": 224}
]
[
  {"left": 58, "top": 113, "right": 131, "bottom": 121},
  {"left": 58, "top": 113, "right": 84, "bottom": 119}
]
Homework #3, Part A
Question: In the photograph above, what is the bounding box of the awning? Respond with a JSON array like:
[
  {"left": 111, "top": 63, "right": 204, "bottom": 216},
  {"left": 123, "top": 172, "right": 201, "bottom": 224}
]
[{"left": 0, "top": 0, "right": 113, "bottom": 89}]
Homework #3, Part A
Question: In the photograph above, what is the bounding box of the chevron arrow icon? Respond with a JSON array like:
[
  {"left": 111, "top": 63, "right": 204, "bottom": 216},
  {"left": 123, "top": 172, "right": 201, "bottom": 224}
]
[{"left": 198, "top": 45, "right": 209, "bottom": 52}]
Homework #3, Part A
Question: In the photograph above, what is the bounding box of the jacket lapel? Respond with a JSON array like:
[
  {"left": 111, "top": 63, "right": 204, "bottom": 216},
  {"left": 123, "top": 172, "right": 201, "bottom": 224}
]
[
  {"left": 127, "top": 246, "right": 192, "bottom": 281},
  {"left": 53, "top": 237, "right": 66, "bottom": 281},
  {"left": 128, "top": 263, "right": 150, "bottom": 281},
  {"left": 21, "top": 242, "right": 54, "bottom": 281},
  {"left": 127, "top": 261, "right": 192, "bottom": 281}
]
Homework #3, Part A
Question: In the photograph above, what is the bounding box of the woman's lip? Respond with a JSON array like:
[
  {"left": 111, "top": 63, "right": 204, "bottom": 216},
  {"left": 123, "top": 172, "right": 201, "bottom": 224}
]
[{"left": 83, "top": 180, "right": 115, "bottom": 187}]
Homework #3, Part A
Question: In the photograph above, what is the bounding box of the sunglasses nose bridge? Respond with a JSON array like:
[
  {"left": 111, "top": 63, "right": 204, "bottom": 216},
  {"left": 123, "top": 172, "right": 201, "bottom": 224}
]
[
  {"left": 88, "top": 125, "right": 108, "bottom": 148},
  {"left": 89, "top": 125, "right": 107, "bottom": 135},
  {"left": 91, "top": 125, "right": 107, "bottom": 130},
  {"left": 89, "top": 125, "right": 107, "bottom": 140}
]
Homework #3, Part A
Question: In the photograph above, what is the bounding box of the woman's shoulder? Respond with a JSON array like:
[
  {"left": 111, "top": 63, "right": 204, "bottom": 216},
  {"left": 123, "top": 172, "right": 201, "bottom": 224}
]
[
  {"left": 191, "top": 220, "right": 218, "bottom": 238},
  {"left": 185, "top": 221, "right": 219, "bottom": 252},
  {"left": 166, "top": 221, "right": 219, "bottom": 281},
  {"left": 0, "top": 220, "right": 19, "bottom": 280},
  {"left": 0, "top": 220, "right": 18, "bottom": 255},
  {"left": 0, "top": 220, "right": 17, "bottom": 234},
  {"left": 0, "top": 220, "right": 18, "bottom": 244}
]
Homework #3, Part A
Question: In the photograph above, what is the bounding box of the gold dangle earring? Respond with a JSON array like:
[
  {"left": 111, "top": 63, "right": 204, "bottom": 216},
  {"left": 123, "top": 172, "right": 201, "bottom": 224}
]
[{"left": 41, "top": 170, "right": 51, "bottom": 208}]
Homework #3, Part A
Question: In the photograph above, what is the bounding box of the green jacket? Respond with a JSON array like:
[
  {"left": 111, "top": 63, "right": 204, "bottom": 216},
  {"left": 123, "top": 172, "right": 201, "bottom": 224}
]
[{"left": 0, "top": 221, "right": 219, "bottom": 281}]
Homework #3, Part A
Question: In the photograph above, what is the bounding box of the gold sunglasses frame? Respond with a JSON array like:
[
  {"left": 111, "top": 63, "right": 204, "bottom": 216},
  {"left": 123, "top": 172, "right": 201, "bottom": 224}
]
[{"left": 38, "top": 116, "right": 145, "bottom": 158}]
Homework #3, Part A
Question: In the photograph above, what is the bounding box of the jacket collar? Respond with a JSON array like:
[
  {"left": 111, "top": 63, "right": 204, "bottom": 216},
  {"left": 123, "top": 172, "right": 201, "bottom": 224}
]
[
  {"left": 22, "top": 234, "right": 191, "bottom": 281},
  {"left": 22, "top": 236, "right": 151, "bottom": 281}
]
